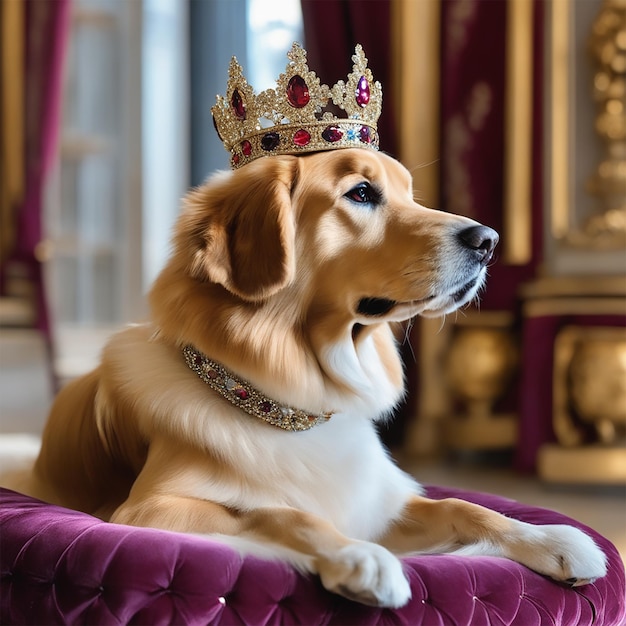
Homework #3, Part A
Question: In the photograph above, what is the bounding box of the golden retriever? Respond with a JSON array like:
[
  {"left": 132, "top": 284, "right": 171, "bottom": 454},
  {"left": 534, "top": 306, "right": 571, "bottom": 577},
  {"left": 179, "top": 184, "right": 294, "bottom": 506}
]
[{"left": 8, "top": 149, "right": 606, "bottom": 607}]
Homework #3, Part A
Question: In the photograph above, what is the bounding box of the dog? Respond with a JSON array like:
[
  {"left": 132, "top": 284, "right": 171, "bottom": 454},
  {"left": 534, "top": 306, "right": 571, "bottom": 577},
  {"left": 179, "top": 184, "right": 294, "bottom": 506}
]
[{"left": 5, "top": 148, "right": 607, "bottom": 608}]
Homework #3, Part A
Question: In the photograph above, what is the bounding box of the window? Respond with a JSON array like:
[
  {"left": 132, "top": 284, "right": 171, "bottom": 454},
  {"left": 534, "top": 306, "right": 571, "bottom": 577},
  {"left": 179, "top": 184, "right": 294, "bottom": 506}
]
[{"left": 47, "top": 0, "right": 302, "bottom": 376}]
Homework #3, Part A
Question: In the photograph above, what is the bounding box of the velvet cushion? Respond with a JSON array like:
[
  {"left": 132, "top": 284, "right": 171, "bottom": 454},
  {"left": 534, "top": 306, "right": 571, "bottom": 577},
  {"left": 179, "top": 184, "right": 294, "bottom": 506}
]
[{"left": 1, "top": 485, "right": 624, "bottom": 625}]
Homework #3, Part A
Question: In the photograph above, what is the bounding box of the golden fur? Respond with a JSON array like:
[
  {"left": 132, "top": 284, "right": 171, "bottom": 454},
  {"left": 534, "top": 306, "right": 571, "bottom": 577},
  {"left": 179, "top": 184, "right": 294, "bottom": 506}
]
[{"left": 7, "top": 150, "right": 606, "bottom": 607}]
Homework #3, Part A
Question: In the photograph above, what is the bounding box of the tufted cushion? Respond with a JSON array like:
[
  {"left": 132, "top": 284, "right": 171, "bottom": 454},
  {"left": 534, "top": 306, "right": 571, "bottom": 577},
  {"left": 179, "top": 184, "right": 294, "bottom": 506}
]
[{"left": 1, "top": 485, "right": 624, "bottom": 625}]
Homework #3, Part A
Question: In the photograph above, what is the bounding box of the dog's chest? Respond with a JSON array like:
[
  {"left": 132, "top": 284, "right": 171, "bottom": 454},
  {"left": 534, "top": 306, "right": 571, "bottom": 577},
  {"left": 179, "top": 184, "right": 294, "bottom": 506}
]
[{"left": 226, "top": 417, "right": 419, "bottom": 541}]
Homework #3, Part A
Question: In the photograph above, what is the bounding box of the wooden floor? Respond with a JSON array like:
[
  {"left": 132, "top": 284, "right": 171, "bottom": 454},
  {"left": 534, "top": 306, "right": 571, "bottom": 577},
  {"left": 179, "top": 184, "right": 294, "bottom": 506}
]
[{"left": 1, "top": 329, "right": 624, "bottom": 567}]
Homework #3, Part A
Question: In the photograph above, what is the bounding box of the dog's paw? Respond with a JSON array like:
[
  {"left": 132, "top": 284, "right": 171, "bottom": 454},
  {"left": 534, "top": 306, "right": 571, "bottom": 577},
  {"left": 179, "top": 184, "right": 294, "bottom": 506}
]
[
  {"left": 317, "top": 542, "right": 411, "bottom": 608},
  {"left": 509, "top": 522, "right": 608, "bottom": 586}
]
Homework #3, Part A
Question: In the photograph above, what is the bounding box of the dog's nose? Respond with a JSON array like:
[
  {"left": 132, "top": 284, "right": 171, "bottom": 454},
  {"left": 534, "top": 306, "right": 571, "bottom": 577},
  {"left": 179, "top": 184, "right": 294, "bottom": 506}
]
[{"left": 458, "top": 225, "right": 499, "bottom": 265}]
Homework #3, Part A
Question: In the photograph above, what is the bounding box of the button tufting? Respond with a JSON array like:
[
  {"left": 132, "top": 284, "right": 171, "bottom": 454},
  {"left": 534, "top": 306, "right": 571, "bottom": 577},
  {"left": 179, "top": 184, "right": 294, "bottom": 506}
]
[{"left": 0, "top": 485, "right": 622, "bottom": 626}]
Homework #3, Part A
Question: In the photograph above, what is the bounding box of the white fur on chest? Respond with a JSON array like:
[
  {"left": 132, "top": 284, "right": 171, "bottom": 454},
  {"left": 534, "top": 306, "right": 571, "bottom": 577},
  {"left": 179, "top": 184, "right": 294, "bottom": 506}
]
[{"left": 290, "top": 419, "right": 422, "bottom": 539}]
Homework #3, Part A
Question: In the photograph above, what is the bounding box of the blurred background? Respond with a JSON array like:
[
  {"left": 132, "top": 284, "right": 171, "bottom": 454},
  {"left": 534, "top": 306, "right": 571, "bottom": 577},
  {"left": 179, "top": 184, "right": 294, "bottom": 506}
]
[{"left": 1, "top": 0, "right": 625, "bottom": 557}]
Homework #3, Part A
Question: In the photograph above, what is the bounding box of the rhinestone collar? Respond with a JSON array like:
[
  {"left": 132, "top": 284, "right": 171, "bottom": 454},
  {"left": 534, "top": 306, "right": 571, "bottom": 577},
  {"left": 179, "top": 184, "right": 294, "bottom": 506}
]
[{"left": 182, "top": 345, "right": 333, "bottom": 432}]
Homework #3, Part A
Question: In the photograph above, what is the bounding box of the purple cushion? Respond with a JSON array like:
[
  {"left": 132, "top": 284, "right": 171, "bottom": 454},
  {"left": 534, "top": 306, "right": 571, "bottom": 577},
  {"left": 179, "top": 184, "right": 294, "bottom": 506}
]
[{"left": 1, "top": 486, "right": 624, "bottom": 625}]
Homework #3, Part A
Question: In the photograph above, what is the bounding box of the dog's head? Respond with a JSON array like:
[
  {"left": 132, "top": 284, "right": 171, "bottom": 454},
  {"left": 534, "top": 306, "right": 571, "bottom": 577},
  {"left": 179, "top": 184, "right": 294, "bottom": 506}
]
[
  {"left": 174, "top": 148, "right": 497, "bottom": 323},
  {"left": 153, "top": 148, "right": 497, "bottom": 407}
]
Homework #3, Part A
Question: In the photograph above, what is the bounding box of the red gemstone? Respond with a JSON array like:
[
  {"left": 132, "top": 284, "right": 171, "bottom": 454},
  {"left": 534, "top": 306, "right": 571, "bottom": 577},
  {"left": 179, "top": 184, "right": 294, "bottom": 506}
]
[
  {"left": 231, "top": 89, "right": 246, "bottom": 120},
  {"left": 322, "top": 126, "right": 343, "bottom": 143},
  {"left": 234, "top": 387, "right": 249, "bottom": 400},
  {"left": 260, "top": 401, "right": 272, "bottom": 413},
  {"left": 359, "top": 126, "right": 372, "bottom": 144},
  {"left": 286, "top": 75, "right": 310, "bottom": 108},
  {"left": 241, "top": 140, "right": 252, "bottom": 156},
  {"left": 232, "top": 153, "right": 240, "bottom": 166},
  {"left": 356, "top": 75, "right": 370, "bottom": 107},
  {"left": 293, "top": 129, "right": 311, "bottom": 147}
]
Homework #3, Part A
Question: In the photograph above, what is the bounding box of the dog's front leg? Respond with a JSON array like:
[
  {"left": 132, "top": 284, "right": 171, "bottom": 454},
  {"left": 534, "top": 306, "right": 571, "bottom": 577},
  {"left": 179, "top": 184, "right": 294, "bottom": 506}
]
[
  {"left": 243, "top": 506, "right": 412, "bottom": 608},
  {"left": 381, "top": 495, "right": 607, "bottom": 586},
  {"left": 111, "top": 495, "right": 411, "bottom": 608}
]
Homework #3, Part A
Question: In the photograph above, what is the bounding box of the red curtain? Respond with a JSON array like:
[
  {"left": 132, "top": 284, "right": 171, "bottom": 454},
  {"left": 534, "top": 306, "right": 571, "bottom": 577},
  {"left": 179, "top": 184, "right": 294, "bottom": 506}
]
[
  {"left": 439, "top": 0, "right": 544, "bottom": 313},
  {"left": 0, "top": 0, "right": 71, "bottom": 348}
]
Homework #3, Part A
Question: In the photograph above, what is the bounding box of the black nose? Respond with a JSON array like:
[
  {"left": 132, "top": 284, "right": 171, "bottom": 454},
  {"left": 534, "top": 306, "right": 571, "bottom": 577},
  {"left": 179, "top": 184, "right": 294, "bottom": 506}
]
[{"left": 458, "top": 225, "right": 499, "bottom": 265}]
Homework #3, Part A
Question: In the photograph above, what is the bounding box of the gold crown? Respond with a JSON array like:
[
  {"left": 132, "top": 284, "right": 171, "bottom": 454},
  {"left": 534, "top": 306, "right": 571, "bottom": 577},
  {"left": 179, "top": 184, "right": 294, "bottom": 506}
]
[{"left": 212, "top": 43, "right": 382, "bottom": 169}]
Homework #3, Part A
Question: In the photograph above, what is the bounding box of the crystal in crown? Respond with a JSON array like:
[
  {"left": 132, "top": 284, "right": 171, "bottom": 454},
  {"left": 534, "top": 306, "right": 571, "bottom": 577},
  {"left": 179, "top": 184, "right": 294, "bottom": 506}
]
[{"left": 212, "top": 43, "right": 382, "bottom": 169}]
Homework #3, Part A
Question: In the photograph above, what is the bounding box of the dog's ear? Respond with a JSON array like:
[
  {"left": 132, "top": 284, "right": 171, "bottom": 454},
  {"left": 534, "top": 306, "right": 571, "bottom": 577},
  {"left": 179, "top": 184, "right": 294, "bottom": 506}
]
[{"left": 180, "top": 157, "right": 298, "bottom": 301}]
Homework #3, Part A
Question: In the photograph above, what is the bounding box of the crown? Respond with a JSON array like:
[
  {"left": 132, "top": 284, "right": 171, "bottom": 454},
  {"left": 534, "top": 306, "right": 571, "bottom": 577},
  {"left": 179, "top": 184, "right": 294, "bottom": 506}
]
[{"left": 211, "top": 43, "right": 382, "bottom": 169}]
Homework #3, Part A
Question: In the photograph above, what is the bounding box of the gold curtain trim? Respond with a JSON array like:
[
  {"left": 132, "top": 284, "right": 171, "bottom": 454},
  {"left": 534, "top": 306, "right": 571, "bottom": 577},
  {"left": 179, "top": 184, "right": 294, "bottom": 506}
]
[
  {"left": 503, "top": 0, "right": 534, "bottom": 264},
  {"left": 550, "top": 0, "right": 571, "bottom": 239},
  {"left": 1, "top": 0, "right": 25, "bottom": 262},
  {"left": 391, "top": 0, "right": 441, "bottom": 208}
]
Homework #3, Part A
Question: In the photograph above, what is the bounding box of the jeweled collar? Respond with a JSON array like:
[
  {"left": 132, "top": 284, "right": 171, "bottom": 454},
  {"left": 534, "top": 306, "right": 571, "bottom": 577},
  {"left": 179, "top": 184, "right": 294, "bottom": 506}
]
[{"left": 182, "top": 345, "right": 333, "bottom": 432}]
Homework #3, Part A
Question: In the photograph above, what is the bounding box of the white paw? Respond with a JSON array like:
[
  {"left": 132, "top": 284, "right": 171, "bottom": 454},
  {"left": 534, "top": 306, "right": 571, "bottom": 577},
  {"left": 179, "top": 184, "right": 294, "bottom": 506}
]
[
  {"left": 317, "top": 542, "right": 411, "bottom": 608},
  {"left": 510, "top": 523, "right": 608, "bottom": 586}
]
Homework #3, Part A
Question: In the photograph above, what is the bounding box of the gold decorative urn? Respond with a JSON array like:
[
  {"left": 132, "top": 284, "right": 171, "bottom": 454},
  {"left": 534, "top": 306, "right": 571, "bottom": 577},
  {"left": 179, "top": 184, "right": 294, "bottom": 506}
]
[
  {"left": 443, "top": 315, "right": 519, "bottom": 451},
  {"left": 539, "top": 326, "right": 626, "bottom": 483}
]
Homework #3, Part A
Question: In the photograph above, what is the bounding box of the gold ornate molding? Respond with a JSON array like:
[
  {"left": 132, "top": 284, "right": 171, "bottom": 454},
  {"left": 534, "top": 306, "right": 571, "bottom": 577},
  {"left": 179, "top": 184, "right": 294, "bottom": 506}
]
[
  {"left": 521, "top": 275, "right": 626, "bottom": 317},
  {"left": 583, "top": 0, "right": 626, "bottom": 249},
  {"left": 549, "top": 0, "right": 571, "bottom": 241},
  {"left": 391, "top": 0, "right": 441, "bottom": 208},
  {"left": 504, "top": 0, "right": 534, "bottom": 265},
  {"left": 548, "top": 0, "right": 626, "bottom": 252}
]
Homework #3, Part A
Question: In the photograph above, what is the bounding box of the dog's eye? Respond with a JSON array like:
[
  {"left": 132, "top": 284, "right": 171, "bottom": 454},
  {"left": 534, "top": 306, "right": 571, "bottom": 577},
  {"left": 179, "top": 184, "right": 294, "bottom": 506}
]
[{"left": 345, "top": 182, "right": 377, "bottom": 205}]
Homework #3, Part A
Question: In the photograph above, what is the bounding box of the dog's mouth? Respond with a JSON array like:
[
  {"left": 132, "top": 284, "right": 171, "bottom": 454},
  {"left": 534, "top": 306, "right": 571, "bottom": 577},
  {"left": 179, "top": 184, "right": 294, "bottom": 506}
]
[
  {"left": 356, "top": 295, "right": 434, "bottom": 321},
  {"left": 356, "top": 297, "right": 398, "bottom": 317},
  {"left": 449, "top": 277, "right": 478, "bottom": 303},
  {"left": 356, "top": 275, "right": 483, "bottom": 321}
]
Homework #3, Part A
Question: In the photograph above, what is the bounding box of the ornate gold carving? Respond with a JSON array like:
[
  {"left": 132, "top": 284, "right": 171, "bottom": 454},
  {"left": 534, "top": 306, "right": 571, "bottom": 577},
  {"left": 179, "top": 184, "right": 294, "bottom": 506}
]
[
  {"left": 580, "top": 0, "right": 626, "bottom": 248},
  {"left": 542, "top": 324, "right": 626, "bottom": 484},
  {"left": 442, "top": 313, "right": 519, "bottom": 451},
  {"left": 446, "top": 327, "right": 518, "bottom": 419},
  {"left": 553, "top": 326, "right": 626, "bottom": 447}
]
